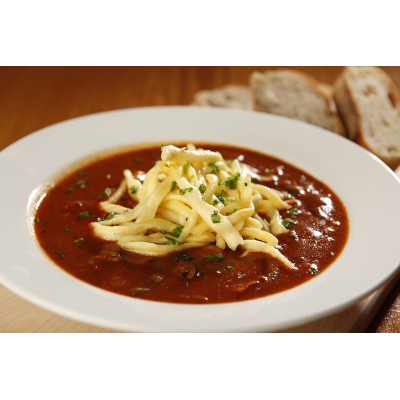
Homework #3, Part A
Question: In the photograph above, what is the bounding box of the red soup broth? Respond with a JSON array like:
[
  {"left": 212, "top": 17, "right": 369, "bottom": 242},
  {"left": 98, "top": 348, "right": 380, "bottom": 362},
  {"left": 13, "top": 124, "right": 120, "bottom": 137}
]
[{"left": 33, "top": 143, "right": 349, "bottom": 304}]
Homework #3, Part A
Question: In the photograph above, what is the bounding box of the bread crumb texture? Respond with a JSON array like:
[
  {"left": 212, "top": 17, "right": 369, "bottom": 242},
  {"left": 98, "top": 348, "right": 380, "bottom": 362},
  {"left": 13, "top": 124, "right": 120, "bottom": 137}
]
[
  {"left": 250, "top": 69, "right": 346, "bottom": 136},
  {"left": 333, "top": 66, "right": 400, "bottom": 169}
]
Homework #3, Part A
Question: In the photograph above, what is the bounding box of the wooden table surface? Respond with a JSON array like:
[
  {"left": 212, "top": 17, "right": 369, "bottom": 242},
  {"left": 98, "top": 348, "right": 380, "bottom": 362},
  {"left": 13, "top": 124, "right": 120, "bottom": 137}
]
[{"left": 1, "top": 66, "right": 399, "bottom": 333}]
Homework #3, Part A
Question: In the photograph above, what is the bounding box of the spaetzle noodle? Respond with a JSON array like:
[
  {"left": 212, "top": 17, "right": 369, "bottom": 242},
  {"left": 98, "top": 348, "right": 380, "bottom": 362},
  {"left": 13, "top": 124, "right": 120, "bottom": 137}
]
[{"left": 90, "top": 144, "right": 296, "bottom": 269}]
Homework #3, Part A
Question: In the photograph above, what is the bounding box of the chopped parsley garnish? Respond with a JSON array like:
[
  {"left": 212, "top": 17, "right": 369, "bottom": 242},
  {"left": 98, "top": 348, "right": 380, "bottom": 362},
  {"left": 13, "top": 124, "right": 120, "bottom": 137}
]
[
  {"left": 226, "top": 265, "right": 234, "bottom": 271},
  {"left": 106, "top": 212, "right": 115, "bottom": 220},
  {"left": 171, "top": 224, "right": 183, "bottom": 238},
  {"left": 165, "top": 236, "right": 182, "bottom": 245},
  {"left": 214, "top": 253, "right": 224, "bottom": 262},
  {"left": 34, "top": 218, "right": 39, "bottom": 223},
  {"left": 64, "top": 227, "right": 71, "bottom": 232},
  {"left": 74, "top": 238, "right": 84, "bottom": 243},
  {"left": 282, "top": 218, "right": 296, "bottom": 229},
  {"left": 309, "top": 267, "right": 320, "bottom": 275},
  {"left": 216, "top": 190, "right": 227, "bottom": 203},
  {"left": 183, "top": 161, "right": 191, "bottom": 174},
  {"left": 289, "top": 231, "right": 299, "bottom": 240},
  {"left": 220, "top": 172, "right": 240, "bottom": 189},
  {"left": 179, "top": 187, "right": 193, "bottom": 195},
  {"left": 207, "top": 162, "right": 219, "bottom": 174},
  {"left": 211, "top": 210, "right": 221, "bottom": 223},
  {"left": 238, "top": 273, "right": 244, "bottom": 278},
  {"left": 56, "top": 251, "right": 65, "bottom": 258},
  {"left": 76, "top": 201, "right": 82, "bottom": 206},
  {"left": 204, "top": 253, "right": 224, "bottom": 262},
  {"left": 181, "top": 253, "right": 194, "bottom": 261},
  {"left": 78, "top": 211, "right": 90, "bottom": 219},
  {"left": 199, "top": 183, "right": 207, "bottom": 194},
  {"left": 73, "top": 179, "right": 86, "bottom": 189},
  {"left": 101, "top": 188, "right": 112, "bottom": 197},
  {"left": 130, "top": 186, "right": 138, "bottom": 194},
  {"left": 289, "top": 208, "right": 300, "bottom": 216},
  {"left": 171, "top": 181, "right": 177, "bottom": 191}
]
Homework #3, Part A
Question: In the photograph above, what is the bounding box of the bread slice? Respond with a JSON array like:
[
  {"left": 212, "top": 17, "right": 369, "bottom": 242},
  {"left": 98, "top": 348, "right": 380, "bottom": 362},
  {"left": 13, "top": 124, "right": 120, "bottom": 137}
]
[
  {"left": 250, "top": 69, "right": 346, "bottom": 136},
  {"left": 193, "top": 85, "right": 253, "bottom": 110},
  {"left": 333, "top": 66, "right": 400, "bottom": 169}
]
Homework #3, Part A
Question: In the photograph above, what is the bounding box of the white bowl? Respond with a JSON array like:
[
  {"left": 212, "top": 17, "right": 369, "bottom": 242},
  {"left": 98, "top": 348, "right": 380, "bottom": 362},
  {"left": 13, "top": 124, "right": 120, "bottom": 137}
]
[{"left": 1, "top": 106, "right": 400, "bottom": 332}]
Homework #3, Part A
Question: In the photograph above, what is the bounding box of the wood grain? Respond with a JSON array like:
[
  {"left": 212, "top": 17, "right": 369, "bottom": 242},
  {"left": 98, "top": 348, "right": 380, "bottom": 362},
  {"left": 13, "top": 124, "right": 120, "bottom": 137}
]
[{"left": 1, "top": 66, "right": 399, "bottom": 332}]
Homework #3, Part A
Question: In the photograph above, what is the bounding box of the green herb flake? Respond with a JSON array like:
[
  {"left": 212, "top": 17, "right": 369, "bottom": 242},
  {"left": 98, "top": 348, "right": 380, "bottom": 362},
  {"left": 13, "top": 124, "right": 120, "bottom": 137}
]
[
  {"left": 74, "top": 238, "right": 84, "bottom": 243},
  {"left": 170, "top": 181, "right": 177, "bottom": 192},
  {"left": 56, "top": 251, "right": 65, "bottom": 258},
  {"left": 199, "top": 183, "right": 207, "bottom": 194},
  {"left": 181, "top": 253, "right": 194, "bottom": 261},
  {"left": 309, "top": 267, "right": 320, "bottom": 275},
  {"left": 165, "top": 236, "right": 182, "bottom": 246},
  {"left": 171, "top": 224, "right": 183, "bottom": 238},
  {"left": 179, "top": 187, "right": 193, "bottom": 195},
  {"left": 106, "top": 212, "right": 115, "bottom": 220},
  {"left": 214, "top": 253, "right": 224, "bottom": 262},
  {"left": 34, "top": 218, "right": 40, "bottom": 224},
  {"left": 207, "top": 162, "right": 220, "bottom": 174},
  {"left": 226, "top": 265, "right": 234, "bottom": 271},
  {"left": 289, "top": 231, "right": 299, "bottom": 240},
  {"left": 289, "top": 208, "right": 300, "bottom": 217},
  {"left": 238, "top": 273, "right": 244, "bottom": 278},
  {"left": 221, "top": 172, "right": 240, "bottom": 189},
  {"left": 76, "top": 200, "right": 82, "bottom": 206},
  {"left": 73, "top": 179, "right": 86, "bottom": 189},
  {"left": 64, "top": 227, "right": 71, "bottom": 232},
  {"left": 79, "top": 211, "right": 90, "bottom": 219},
  {"left": 216, "top": 190, "right": 226, "bottom": 203},
  {"left": 282, "top": 218, "right": 296, "bottom": 229},
  {"left": 211, "top": 210, "right": 221, "bottom": 224},
  {"left": 204, "top": 253, "right": 224, "bottom": 262},
  {"left": 183, "top": 161, "right": 191, "bottom": 174},
  {"left": 101, "top": 188, "right": 112, "bottom": 197},
  {"left": 130, "top": 186, "right": 138, "bottom": 194}
]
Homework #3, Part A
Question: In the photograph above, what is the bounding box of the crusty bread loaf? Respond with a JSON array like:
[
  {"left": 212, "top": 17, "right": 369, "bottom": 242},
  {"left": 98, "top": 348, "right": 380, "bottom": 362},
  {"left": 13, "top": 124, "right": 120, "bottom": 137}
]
[
  {"left": 333, "top": 66, "right": 400, "bottom": 169},
  {"left": 250, "top": 69, "right": 346, "bottom": 136},
  {"left": 193, "top": 85, "right": 253, "bottom": 110}
]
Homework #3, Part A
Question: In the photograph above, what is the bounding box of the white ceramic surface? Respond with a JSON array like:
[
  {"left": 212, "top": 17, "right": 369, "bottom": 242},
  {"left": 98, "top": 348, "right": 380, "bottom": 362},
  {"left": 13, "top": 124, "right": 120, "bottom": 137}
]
[{"left": 1, "top": 106, "right": 400, "bottom": 332}]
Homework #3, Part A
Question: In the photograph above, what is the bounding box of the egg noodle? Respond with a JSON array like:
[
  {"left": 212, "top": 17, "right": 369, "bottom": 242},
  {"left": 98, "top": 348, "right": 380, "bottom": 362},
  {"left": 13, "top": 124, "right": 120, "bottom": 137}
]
[{"left": 90, "top": 144, "right": 296, "bottom": 269}]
